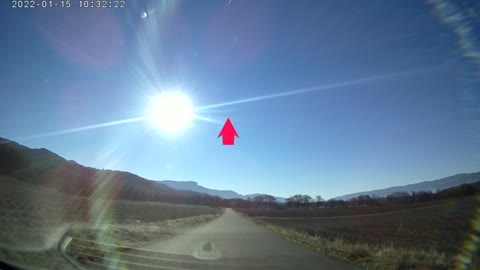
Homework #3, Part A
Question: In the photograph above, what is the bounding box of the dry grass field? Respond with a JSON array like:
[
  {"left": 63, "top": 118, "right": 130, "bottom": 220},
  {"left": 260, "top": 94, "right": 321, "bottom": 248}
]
[
  {"left": 0, "top": 176, "right": 223, "bottom": 269},
  {"left": 238, "top": 196, "right": 480, "bottom": 269}
]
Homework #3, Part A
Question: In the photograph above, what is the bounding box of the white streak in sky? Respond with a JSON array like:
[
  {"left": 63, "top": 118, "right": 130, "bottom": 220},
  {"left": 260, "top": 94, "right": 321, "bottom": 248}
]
[
  {"left": 15, "top": 116, "right": 146, "bottom": 141},
  {"left": 192, "top": 115, "right": 224, "bottom": 125},
  {"left": 195, "top": 68, "right": 439, "bottom": 111}
]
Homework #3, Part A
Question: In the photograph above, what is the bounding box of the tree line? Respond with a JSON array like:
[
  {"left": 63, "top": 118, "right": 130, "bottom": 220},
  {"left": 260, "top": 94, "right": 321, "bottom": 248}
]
[{"left": 220, "top": 181, "right": 480, "bottom": 209}]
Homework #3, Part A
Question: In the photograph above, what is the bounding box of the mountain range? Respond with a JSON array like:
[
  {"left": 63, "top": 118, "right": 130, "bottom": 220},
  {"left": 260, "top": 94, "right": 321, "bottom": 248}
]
[
  {"left": 0, "top": 137, "right": 216, "bottom": 204},
  {"left": 333, "top": 172, "right": 480, "bottom": 200},
  {"left": 1, "top": 137, "right": 478, "bottom": 204},
  {"left": 0, "top": 137, "right": 284, "bottom": 204}
]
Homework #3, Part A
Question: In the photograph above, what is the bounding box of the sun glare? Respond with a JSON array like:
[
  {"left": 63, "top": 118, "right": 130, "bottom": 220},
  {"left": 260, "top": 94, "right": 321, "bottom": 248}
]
[{"left": 147, "top": 91, "right": 195, "bottom": 134}]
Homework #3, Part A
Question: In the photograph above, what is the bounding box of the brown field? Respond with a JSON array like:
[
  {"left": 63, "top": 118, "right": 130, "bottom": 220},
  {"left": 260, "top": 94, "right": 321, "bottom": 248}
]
[
  {"left": 0, "top": 176, "right": 222, "bottom": 269},
  {"left": 237, "top": 196, "right": 480, "bottom": 269}
]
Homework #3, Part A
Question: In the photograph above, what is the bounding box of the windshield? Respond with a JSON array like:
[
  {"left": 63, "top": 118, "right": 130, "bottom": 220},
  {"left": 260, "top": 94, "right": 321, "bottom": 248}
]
[{"left": 1, "top": 1, "right": 480, "bottom": 270}]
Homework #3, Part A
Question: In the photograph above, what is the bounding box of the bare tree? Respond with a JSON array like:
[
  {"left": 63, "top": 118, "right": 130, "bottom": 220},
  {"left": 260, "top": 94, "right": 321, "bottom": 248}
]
[
  {"left": 252, "top": 195, "right": 277, "bottom": 209},
  {"left": 287, "top": 194, "right": 313, "bottom": 208}
]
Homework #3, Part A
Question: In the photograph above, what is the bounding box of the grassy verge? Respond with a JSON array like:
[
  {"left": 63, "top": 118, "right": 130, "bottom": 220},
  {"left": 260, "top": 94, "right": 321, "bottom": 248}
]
[
  {"left": 61, "top": 212, "right": 224, "bottom": 269},
  {"left": 251, "top": 217, "right": 451, "bottom": 270},
  {"left": 68, "top": 212, "right": 224, "bottom": 248}
]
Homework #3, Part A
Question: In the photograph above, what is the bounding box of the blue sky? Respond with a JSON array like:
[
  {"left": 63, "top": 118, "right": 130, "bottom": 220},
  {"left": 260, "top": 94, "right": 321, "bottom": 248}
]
[{"left": 1, "top": 0, "right": 479, "bottom": 199}]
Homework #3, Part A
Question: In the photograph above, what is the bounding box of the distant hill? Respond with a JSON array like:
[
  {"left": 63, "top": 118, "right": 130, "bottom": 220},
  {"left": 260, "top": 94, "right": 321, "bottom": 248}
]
[
  {"left": 160, "top": 180, "right": 243, "bottom": 199},
  {"left": 334, "top": 172, "right": 480, "bottom": 200},
  {"left": 0, "top": 137, "right": 215, "bottom": 205},
  {"left": 160, "top": 180, "right": 286, "bottom": 203}
]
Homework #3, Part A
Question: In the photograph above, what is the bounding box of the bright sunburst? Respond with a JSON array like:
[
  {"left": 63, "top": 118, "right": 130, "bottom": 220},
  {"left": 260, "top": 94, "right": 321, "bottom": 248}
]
[{"left": 146, "top": 91, "right": 195, "bottom": 134}]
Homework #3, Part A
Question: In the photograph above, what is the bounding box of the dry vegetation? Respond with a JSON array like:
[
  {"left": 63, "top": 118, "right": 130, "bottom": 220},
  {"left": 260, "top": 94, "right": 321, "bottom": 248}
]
[
  {"left": 0, "top": 176, "right": 223, "bottom": 269},
  {"left": 238, "top": 196, "right": 480, "bottom": 270}
]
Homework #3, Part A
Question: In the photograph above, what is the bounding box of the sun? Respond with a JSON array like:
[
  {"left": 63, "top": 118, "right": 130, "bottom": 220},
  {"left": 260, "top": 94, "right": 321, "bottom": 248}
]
[{"left": 146, "top": 91, "right": 195, "bottom": 134}]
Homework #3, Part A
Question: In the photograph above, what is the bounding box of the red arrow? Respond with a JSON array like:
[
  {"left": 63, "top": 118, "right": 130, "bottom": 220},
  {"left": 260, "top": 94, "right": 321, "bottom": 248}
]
[{"left": 218, "top": 118, "right": 239, "bottom": 145}]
